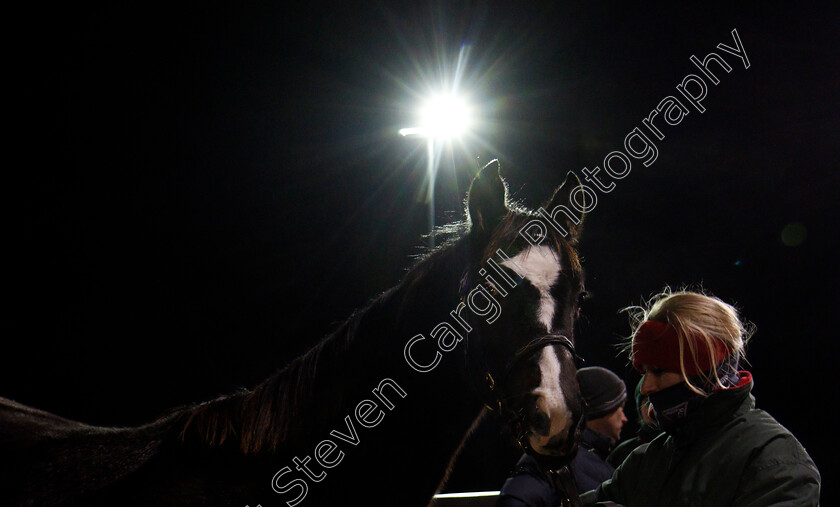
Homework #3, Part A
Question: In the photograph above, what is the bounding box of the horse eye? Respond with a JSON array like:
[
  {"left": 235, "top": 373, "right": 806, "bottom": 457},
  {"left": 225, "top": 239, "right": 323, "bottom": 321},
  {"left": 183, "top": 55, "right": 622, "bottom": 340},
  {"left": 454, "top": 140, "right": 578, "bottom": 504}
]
[
  {"left": 577, "top": 291, "right": 589, "bottom": 306},
  {"left": 484, "top": 280, "right": 499, "bottom": 295}
]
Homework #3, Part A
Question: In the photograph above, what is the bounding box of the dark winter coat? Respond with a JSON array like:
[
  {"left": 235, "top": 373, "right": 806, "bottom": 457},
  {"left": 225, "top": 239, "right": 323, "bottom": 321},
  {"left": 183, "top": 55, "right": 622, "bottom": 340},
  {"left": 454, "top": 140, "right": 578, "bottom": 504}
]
[
  {"left": 496, "top": 453, "right": 561, "bottom": 507},
  {"left": 569, "top": 427, "right": 615, "bottom": 493},
  {"left": 605, "top": 423, "right": 662, "bottom": 469},
  {"left": 581, "top": 373, "right": 821, "bottom": 506},
  {"left": 496, "top": 427, "right": 615, "bottom": 506}
]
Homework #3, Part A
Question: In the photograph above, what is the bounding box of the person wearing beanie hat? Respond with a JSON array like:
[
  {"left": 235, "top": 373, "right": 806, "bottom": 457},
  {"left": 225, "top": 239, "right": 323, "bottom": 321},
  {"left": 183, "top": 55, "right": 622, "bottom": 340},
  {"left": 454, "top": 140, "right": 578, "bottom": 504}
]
[
  {"left": 581, "top": 289, "right": 820, "bottom": 506},
  {"left": 568, "top": 366, "right": 628, "bottom": 494},
  {"left": 576, "top": 366, "right": 628, "bottom": 438}
]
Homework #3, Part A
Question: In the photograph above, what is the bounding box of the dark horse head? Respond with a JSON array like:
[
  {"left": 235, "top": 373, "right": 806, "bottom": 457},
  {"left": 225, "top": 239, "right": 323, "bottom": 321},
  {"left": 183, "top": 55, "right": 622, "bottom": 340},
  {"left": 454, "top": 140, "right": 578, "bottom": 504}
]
[{"left": 457, "top": 159, "right": 587, "bottom": 462}]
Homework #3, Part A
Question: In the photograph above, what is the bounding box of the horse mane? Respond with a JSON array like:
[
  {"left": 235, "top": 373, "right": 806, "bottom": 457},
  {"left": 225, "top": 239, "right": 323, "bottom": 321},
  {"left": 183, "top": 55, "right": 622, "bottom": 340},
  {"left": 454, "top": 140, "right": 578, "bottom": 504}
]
[
  {"left": 175, "top": 201, "right": 582, "bottom": 456},
  {"left": 177, "top": 305, "right": 368, "bottom": 454},
  {"left": 1, "top": 396, "right": 183, "bottom": 505},
  {"left": 177, "top": 223, "right": 473, "bottom": 455}
]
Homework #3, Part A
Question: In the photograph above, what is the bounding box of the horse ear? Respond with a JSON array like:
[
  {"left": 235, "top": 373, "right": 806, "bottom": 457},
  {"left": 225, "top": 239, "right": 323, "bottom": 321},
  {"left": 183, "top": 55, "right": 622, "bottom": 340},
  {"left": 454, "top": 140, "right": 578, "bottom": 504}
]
[
  {"left": 467, "top": 159, "right": 508, "bottom": 235},
  {"left": 543, "top": 171, "right": 588, "bottom": 241}
]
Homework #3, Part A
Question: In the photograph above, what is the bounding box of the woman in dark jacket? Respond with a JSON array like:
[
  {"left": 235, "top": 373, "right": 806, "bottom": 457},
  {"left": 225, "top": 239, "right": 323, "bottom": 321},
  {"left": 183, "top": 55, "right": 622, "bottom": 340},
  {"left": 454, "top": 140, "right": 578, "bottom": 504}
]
[{"left": 581, "top": 289, "right": 821, "bottom": 506}]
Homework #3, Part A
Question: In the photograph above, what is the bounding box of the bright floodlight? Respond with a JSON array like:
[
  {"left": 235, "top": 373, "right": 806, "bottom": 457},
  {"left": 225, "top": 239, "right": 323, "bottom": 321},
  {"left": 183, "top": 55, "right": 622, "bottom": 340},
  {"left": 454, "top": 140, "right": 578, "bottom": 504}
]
[
  {"left": 399, "top": 94, "right": 471, "bottom": 139},
  {"left": 399, "top": 88, "right": 474, "bottom": 249}
]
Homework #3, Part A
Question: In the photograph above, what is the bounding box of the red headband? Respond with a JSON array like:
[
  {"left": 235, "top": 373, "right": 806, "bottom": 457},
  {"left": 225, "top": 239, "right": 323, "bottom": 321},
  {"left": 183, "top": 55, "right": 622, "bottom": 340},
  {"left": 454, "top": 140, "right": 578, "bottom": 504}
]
[{"left": 631, "top": 320, "right": 729, "bottom": 376}]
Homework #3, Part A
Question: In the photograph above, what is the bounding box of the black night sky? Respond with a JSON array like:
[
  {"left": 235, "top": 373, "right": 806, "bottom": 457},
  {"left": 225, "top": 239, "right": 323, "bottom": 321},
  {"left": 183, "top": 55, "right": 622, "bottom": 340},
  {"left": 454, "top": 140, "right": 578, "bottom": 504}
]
[{"left": 5, "top": 2, "right": 838, "bottom": 503}]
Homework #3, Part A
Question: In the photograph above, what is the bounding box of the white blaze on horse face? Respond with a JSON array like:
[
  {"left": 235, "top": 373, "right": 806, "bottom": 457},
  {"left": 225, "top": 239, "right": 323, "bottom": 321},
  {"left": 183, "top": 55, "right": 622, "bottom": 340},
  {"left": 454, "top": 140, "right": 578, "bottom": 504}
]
[
  {"left": 528, "top": 346, "right": 573, "bottom": 453},
  {"left": 502, "top": 246, "right": 572, "bottom": 453},
  {"left": 501, "top": 245, "right": 561, "bottom": 332}
]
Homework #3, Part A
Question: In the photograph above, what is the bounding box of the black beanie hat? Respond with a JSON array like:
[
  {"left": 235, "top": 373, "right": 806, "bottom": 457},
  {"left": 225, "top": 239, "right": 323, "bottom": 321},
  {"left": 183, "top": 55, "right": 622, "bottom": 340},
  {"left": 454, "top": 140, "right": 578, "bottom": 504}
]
[{"left": 576, "top": 366, "right": 628, "bottom": 419}]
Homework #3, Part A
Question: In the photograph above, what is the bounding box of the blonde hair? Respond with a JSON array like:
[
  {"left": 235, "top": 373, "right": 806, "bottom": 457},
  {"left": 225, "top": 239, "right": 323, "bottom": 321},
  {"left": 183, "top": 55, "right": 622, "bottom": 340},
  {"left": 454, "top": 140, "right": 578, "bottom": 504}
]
[{"left": 622, "top": 287, "right": 753, "bottom": 395}]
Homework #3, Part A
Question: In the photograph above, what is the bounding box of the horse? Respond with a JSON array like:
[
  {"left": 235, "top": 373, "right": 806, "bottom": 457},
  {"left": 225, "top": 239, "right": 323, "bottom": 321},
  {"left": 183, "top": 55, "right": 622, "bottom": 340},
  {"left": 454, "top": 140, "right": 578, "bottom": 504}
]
[{"left": 0, "top": 160, "right": 589, "bottom": 506}]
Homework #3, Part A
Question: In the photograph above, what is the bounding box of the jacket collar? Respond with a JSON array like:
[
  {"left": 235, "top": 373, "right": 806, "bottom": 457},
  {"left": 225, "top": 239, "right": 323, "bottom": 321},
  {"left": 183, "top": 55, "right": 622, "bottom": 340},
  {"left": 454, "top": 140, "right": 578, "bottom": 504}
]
[
  {"left": 580, "top": 426, "right": 614, "bottom": 459},
  {"left": 667, "top": 371, "right": 754, "bottom": 445}
]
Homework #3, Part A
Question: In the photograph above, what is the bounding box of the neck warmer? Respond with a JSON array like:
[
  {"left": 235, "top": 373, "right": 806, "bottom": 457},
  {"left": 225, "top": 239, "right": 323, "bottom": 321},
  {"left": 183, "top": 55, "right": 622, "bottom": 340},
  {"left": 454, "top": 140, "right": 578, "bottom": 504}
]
[{"left": 649, "top": 355, "right": 740, "bottom": 432}]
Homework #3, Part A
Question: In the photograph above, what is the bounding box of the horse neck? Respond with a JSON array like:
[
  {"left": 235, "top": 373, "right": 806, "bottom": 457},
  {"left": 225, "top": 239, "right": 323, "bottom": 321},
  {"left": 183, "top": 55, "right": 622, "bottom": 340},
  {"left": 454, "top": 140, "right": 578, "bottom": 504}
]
[
  {"left": 185, "top": 237, "right": 485, "bottom": 458},
  {"left": 317, "top": 238, "right": 489, "bottom": 496},
  {"left": 286, "top": 237, "right": 484, "bottom": 433}
]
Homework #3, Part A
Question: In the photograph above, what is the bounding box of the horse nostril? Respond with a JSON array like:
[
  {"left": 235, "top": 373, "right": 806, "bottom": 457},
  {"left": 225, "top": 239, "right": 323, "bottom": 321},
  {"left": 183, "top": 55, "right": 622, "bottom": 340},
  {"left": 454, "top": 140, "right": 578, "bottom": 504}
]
[{"left": 529, "top": 407, "right": 551, "bottom": 436}]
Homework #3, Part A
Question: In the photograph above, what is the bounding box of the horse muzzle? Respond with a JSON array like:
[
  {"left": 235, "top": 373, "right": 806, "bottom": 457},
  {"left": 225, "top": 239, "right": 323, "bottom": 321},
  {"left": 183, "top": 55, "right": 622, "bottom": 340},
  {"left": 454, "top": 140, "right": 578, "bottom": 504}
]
[{"left": 524, "top": 399, "right": 584, "bottom": 458}]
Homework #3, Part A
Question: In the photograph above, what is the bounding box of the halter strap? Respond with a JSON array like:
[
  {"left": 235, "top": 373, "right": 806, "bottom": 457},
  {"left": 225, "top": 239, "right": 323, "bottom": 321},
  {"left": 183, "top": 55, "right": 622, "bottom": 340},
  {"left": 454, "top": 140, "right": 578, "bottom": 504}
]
[
  {"left": 503, "top": 334, "right": 579, "bottom": 385},
  {"left": 466, "top": 331, "right": 580, "bottom": 414},
  {"left": 458, "top": 268, "right": 583, "bottom": 451},
  {"left": 475, "top": 333, "right": 585, "bottom": 463},
  {"left": 550, "top": 465, "right": 584, "bottom": 507}
]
